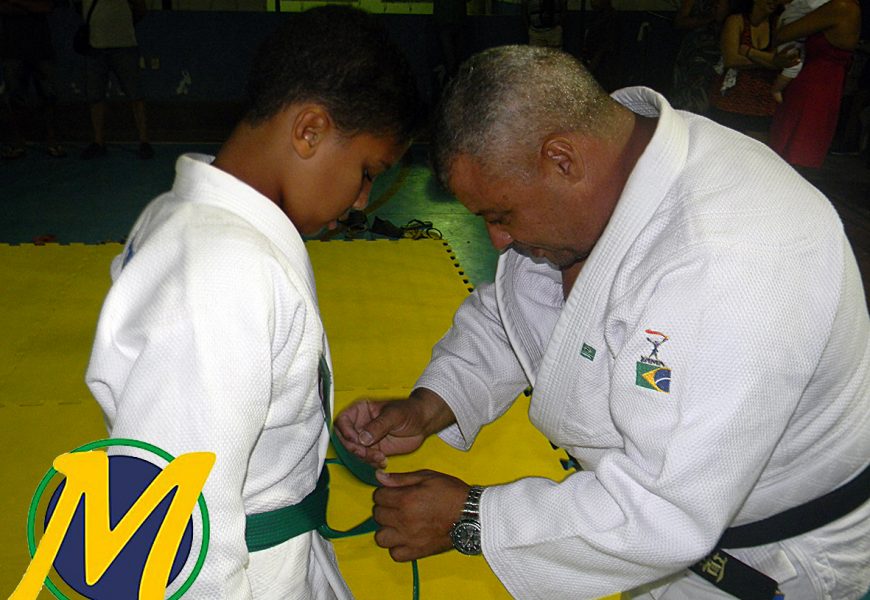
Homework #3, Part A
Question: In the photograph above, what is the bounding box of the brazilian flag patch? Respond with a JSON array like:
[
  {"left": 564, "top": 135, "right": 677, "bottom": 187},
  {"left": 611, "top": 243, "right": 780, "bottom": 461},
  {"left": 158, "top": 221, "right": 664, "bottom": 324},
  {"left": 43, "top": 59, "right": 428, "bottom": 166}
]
[{"left": 635, "top": 362, "right": 671, "bottom": 393}]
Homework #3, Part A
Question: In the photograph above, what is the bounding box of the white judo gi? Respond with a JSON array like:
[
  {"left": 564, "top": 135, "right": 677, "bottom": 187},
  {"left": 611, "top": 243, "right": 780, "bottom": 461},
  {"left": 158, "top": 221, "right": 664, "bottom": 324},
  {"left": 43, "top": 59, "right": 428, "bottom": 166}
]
[
  {"left": 86, "top": 154, "right": 352, "bottom": 599},
  {"left": 417, "top": 88, "right": 870, "bottom": 599}
]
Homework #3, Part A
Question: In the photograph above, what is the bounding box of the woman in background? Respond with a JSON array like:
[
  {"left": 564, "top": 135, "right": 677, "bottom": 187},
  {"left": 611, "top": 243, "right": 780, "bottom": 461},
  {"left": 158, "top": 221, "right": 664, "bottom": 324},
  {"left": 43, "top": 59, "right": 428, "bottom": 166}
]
[
  {"left": 768, "top": 0, "right": 861, "bottom": 168},
  {"left": 708, "top": 0, "right": 797, "bottom": 137}
]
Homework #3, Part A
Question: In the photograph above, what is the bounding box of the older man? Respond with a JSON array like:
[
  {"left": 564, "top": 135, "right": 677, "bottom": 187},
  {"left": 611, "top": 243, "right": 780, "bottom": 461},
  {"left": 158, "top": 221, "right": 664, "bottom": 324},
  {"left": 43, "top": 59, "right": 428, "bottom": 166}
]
[{"left": 336, "top": 46, "right": 870, "bottom": 600}]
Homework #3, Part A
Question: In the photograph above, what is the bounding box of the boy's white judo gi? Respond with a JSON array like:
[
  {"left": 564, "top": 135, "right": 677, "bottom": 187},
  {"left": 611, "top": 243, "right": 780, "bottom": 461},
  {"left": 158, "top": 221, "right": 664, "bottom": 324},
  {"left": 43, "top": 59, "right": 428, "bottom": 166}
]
[{"left": 86, "top": 154, "right": 352, "bottom": 599}]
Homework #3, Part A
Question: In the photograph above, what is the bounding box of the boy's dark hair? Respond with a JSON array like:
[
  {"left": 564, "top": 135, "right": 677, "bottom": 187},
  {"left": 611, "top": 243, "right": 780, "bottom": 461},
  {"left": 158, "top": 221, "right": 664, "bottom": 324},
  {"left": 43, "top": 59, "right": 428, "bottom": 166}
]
[{"left": 245, "top": 6, "right": 421, "bottom": 145}]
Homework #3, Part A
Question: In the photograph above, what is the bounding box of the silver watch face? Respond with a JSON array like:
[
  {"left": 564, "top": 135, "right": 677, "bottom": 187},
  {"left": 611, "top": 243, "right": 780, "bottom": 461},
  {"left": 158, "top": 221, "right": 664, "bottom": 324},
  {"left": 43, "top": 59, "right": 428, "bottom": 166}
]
[{"left": 451, "top": 520, "right": 482, "bottom": 555}]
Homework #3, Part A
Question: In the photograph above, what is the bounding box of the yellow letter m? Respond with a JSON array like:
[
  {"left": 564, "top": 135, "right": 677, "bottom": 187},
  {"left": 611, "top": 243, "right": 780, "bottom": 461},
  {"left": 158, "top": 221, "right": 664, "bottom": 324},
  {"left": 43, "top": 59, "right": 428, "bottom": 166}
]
[{"left": 11, "top": 450, "right": 214, "bottom": 600}]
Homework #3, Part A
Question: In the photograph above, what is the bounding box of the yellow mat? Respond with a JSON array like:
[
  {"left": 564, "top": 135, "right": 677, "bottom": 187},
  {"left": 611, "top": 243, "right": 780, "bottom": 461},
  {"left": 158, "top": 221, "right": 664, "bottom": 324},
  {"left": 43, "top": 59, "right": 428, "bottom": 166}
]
[{"left": 0, "top": 241, "right": 620, "bottom": 600}]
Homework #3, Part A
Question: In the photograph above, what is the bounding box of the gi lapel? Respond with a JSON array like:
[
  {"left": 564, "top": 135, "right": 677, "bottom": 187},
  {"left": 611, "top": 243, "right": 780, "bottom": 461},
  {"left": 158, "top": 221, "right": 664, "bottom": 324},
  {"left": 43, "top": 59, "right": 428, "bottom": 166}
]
[{"left": 527, "top": 88, "right": 689, "bottom": 446}]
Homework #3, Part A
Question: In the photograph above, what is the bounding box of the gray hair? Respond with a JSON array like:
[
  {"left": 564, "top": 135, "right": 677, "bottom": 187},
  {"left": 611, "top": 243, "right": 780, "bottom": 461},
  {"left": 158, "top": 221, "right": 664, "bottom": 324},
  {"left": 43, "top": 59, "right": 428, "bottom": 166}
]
[{"left": 431, "top": 45, "right": 618, "bottom": 190}]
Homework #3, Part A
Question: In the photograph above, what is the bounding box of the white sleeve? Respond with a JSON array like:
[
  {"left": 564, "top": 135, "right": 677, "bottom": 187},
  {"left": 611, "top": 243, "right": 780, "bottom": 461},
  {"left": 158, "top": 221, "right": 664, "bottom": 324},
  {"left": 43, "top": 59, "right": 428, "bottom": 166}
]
[
  {"left": 415, "top": 281, "right": 530, "bottom": 450},
  {"left": 87, "top": 236, "right": 302, "bottom": 599},
  {"left": 479, "top": 235, "right": 843, "bottom": 599}
]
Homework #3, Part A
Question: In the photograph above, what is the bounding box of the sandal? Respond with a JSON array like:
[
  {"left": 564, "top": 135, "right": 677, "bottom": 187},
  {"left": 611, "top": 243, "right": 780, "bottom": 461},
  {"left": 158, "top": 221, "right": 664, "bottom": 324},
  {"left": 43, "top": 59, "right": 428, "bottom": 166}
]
[
  {"left": 46, "top": 144, "right": 67, "bottom": 158},
  {"left": 1, "top": 145, "right": 26, "bottom": 160}
]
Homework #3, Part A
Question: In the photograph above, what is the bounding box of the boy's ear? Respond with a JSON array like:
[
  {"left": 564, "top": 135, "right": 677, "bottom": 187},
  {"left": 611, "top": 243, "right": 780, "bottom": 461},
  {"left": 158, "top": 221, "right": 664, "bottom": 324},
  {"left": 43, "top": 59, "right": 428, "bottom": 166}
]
[{"left": 290, "top": 105, "right": 332, "bottom": 159}]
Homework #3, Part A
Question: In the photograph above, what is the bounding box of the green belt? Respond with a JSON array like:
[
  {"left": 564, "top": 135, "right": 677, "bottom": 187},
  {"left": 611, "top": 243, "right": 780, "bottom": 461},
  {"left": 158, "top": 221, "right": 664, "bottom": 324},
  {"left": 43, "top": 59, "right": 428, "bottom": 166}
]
[
  {"left": 245, "top": 467, "right": 330, "bottom": 552},
  {"left": 244, "top": 355, "right": 378, "bottom": 552}
]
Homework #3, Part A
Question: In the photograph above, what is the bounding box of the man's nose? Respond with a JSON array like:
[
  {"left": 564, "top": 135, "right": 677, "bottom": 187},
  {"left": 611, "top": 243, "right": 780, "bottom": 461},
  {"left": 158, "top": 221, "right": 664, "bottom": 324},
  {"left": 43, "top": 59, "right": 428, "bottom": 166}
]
[
  {"left": 486, "top": 224, "right": 512, "bottom": 251},
  {"left": 353, "top": 187, "right": 370, "bottom": 210}
]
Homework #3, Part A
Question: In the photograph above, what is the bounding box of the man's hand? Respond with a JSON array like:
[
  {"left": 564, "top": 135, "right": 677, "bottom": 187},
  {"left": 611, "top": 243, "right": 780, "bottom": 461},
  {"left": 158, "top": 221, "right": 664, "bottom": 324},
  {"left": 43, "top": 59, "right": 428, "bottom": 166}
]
[
  {"left": 373, "top": 469, "right": 471, "bottom": 561},
  {"left": 334, "top": 388, "right": 456, "bottom": 468}
]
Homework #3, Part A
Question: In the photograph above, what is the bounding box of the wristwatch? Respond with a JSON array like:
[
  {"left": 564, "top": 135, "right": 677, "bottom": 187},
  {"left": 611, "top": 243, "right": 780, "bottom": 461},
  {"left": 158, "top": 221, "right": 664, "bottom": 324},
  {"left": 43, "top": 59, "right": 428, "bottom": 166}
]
[{"left": 449, "top": 485, "right": 484, "bottom": 555}]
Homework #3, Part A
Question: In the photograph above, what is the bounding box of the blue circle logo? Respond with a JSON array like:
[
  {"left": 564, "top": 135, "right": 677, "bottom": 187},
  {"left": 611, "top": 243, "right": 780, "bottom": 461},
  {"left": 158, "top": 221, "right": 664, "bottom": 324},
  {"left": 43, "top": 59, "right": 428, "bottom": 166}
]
[{"left": 26, "top": 439, "right": 211, "bottom": 600}]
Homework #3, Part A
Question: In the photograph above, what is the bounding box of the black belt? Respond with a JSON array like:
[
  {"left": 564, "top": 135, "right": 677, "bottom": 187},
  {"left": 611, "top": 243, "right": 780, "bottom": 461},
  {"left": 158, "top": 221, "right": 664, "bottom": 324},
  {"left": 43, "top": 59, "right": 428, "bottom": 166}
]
[
  {"left": 691, "top": 463, "right": 870, "bottom": 600},
  {"left": 719, "top": 463, "right": 870, "bottom": 548}
]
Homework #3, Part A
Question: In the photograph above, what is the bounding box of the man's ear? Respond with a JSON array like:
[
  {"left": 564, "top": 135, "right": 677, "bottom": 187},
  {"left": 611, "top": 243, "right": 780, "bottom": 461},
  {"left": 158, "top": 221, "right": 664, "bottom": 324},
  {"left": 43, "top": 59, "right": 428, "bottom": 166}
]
[
  {"left": 541, "top": 136, "right": 585, "bottom": 182},
  {"left": 290, "top": 105, "right": 332, "bottom": 159}
]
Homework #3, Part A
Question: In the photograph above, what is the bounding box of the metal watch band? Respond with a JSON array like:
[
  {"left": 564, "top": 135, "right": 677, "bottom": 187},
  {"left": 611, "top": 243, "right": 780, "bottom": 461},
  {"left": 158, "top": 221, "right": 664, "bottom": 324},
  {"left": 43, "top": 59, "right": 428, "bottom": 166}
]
[
  {"left": 450, "top": 485, "right": 485, "bottom": 555},
  {"left": 461, "top": 485, "right": 484, "bottom": 520}
]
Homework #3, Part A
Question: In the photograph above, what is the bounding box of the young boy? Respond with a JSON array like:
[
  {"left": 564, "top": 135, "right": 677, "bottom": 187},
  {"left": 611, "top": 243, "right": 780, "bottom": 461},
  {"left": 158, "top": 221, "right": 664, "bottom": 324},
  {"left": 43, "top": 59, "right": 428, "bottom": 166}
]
[{"left": 85, "top": 7, "right": 420, "bottom": 598}]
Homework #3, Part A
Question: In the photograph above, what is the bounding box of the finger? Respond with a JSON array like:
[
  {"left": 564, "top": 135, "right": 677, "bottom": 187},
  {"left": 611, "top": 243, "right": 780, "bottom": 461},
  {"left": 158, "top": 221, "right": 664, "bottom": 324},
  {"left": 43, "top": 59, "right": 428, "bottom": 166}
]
[
  {"left": 334, "top": 400, "right": 381, "bottom": 443},
  {"left": 374, "top": 526, "right": 402, "bottom": 549},
  {"left": 372, "top": 484, "right": 399, "bottom": 508},
  {"left": 334, "top": 411, "right": 363, "bottom": 445},
  {"left": 341, "top": 443, "right": 387, "bottom": 468},
  {"left": 375, "top": 469, "right": 434, "bottom": 488},
  {"left": 333, "top": 431, "right": 382, "bottom": 467},
  {"left": 342, "top": 445, "right": 387, "bottom": 468},
  {"left": 388, "top": 545, "right": 418, "bottom": 563},
  {"left": 359, "top": 403, "right": 413, "bottom": 446},
  {"left": 373, "top": 483, "right": 419, "bottom": 509},
  {"left": 374, "top": 534, "right": 425, "bottom": 563},
  {"left": 369, "top": 449, "right": 387, "bottom": 468},
  {"left": 333, "top": 427, "right": 364, "bottom": 456},
  {"left": 330, "top": 425, "right": 382, "bottom": 466},
  {"left": 365, "top": 451, "right": 388, "bottom": 469},
  {"left": 372, "top": 504, "right": 401, "bottom": 527}
]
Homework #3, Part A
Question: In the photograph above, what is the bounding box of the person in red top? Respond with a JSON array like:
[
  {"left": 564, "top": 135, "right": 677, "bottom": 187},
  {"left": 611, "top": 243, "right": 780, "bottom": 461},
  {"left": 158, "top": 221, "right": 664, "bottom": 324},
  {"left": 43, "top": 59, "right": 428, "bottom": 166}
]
[
  {"left": 708, "top": 0, "right": 797, "bottom": 137},
  {"left": 768, "top": 0, "right": 861, "bottom": 168}
]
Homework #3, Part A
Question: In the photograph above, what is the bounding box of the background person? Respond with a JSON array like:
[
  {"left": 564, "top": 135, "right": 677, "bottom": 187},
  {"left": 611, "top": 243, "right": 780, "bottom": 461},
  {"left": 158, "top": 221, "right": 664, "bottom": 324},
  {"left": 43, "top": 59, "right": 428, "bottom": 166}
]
[
  {"left": 768, "top": 0, "right": 861, "bottom": 168},
  {"left": 0, "top": 0, "right": 64, "bottom": 159},
  {"left": 79, "top": 0, "right": 152, "bottom": 159},
  {"left": 580, "top": 0, "right": 622, "bottom": 92},
  {"left": 670, "top": 0, "right": 730, "bottom": 113},
  {"left": 522, "top": 0, "right": 568, "bottom": 49},
  {"left": 708, "top": 0, "right": 797, "bottom": 137},
  {"left": 769, "top": 0, "right": 830, "bottom": 104}
]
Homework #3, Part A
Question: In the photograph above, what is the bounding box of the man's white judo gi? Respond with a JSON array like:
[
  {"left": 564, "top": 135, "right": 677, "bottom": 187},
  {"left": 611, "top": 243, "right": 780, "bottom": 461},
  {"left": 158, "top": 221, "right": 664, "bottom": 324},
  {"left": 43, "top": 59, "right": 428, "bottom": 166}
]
[
  {"left": 417, "top": 88, "right": 870, "bottom": 599},
  {"left": 86, "top": 154, "right": 352, "bottom": 599}
]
